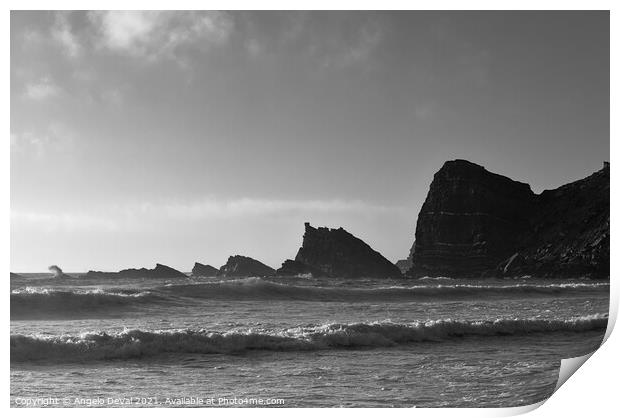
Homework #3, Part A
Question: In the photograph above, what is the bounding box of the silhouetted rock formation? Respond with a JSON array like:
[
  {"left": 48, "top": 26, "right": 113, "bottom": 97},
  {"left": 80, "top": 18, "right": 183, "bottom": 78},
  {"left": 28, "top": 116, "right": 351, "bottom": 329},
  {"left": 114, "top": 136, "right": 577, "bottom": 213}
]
[
  {"left": 191, "top": 262, "right": 219, "bottom": 277},
  {"left": 406, "top": 160, "right": 609, "bottom": 279},
  {"left": 218, "top": 255, "right": 275, "bottom": 277},
  {"left": 498, "top": 163, "right": 609, "bottom": 278},
  {"left": 406, "top": 160, "right": 535, "bottom": 278},
  {"left": 83, "top": 263, "right": 187, "bottom": 279},
  {"left": 395, "top": 259, "right": 412, "bottom": 274},
  {"left": 280, "top": 223, "right": 402, "bottom": 278},
  {"left": 276, "top": 259, "right": 328, "bottom": 277},
  {"left": 395, "top": 243, "right": 415, "bottom": 273}
]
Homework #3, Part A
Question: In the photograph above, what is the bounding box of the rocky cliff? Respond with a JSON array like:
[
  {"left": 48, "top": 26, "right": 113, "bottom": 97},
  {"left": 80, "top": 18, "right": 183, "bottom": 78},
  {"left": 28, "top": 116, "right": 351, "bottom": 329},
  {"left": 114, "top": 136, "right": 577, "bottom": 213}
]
[
  {"left": 191, "top": 262, "right": 219, "bottom": 277},
  {"left": 406, "top": 160, "right": 609, "bottom": 279},
  {"left": 218, "top": 255, "right": 275, "bottom": 277},
  {"left": 498, "top": 163, "right": 609, "bottom": 278},
  {"left": 83, "top": 263, "right": 187, "bottom": 279},
  {"left": 279, "top": 223, "right": 402, "bottom": 278},
  {"left": 276, "top": 259, "right": 327, "bottom": 277},
  {"left": 395, "top": 242, "right": 415, "bottom": 273}
]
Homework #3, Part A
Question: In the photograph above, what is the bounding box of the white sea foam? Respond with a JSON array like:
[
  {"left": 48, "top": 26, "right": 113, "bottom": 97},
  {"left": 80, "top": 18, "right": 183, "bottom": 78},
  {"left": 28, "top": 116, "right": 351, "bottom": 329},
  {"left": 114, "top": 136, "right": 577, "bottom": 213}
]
[
  {"left": 10, "top": 314, "right": 608, "bottom": 362},
  {"left": 10, "top": 279, "right": 609, "bottom": 319}
]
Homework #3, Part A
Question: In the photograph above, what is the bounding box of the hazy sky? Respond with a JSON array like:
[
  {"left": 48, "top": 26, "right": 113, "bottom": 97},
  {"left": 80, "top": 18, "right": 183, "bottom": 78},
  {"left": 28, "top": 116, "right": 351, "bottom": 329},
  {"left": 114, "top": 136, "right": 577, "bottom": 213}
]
[{"left": 11, "top": 11, "right": 609, "bottom": 272}]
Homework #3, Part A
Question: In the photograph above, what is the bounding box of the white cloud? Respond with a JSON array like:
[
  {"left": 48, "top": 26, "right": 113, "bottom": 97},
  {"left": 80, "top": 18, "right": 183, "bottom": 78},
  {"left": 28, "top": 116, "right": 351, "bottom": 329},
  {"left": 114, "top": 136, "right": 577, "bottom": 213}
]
[
  {"left": 11, "top": 131, "right": 51, "bottom": 157},
  {"left": 137, "top": 198, "right": 405, "bottom": 221},
  {"left": 10, "top": 197, "right": 406, "bottom": 234},
  {"left": 340, "top": 23, "right": 382, "bottom": 66},
  {"left": 11, "top": 211, "right": 118, "bottom": 232},
  {"left": 51, "top": 13, "right": 81, "bottom": 58},
  {"left": 22, "top": 28, "right": 44, "bottom": 45},
  {"left": 92, "top": 11, "right": 158, "bottom": 52},
  {"left": 320, "top": 21, "right": 383, "bottom": 70},
  {"left": 23, "top": 77, "right": 60, "bottom": 101},
  {"left": 88, "top": 11, "right": 234, "bottom": 60},
  {"left": 11, "top": 124, "right": 74, "bottom": 158}
]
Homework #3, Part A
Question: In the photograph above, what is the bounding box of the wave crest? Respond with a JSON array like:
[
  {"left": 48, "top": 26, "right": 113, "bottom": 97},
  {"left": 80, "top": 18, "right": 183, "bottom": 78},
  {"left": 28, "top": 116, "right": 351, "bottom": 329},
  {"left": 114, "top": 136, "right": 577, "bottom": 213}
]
[
  {"left": 10, "top": 287, "right": 161, "bottom": 318},
  {"left": 10, "top": 279, "right": 609, "bottom": 318},
  {"left": 159, "top": 278, "right": 609, "bottom": 300},
  {"left": 11, "top": 314, "right": 607, "bottom": 362}
]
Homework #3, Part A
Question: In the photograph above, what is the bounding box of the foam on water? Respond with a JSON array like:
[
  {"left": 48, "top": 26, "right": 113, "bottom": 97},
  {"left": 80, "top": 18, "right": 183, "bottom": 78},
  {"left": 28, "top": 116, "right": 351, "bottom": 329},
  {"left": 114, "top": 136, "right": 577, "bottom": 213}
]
[
  {"left": 10, "top": 279, "right": 609, "bottom": 319},
  {"left": 11, "top": 314, "right": 608, "bottom": 362},
  {"left": 11, "top": 287, "right": 164, "bottom": 317}
]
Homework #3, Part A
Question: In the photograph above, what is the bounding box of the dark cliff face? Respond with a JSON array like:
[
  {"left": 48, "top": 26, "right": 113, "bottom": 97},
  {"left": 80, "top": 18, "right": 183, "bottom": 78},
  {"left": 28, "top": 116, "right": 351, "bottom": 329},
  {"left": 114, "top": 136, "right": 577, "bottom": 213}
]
[
  {"left": 276, "top": 259, "right": 328, "bottom": 277},
  {"left": 499, "top": 164, "right": 609, "bottom": 278},
  {"left": 83, "top": 263, "right": 187, "bottom": 279},
  {"left": 218, "top": 255, "right": 275, "bottom": 277},
  {"left": 283, "top": 223, "right": 402, "bottom": 278},
  {"left": 395, "top": 258, "right": 413, "bottom": 274},
  {"left": 406, "top": 160, "right": 609, "bottom": 279},
  {"left": 408, "top": 160, "right": 535, "bottom": 277},
  {"left": 191, "top": 262, "right": 219, "bottom": 277}
]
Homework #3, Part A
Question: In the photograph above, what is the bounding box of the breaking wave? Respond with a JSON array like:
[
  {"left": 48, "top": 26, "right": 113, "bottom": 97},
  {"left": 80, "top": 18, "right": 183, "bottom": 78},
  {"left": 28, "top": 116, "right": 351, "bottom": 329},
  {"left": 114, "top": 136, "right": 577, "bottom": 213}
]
[
  {"left": 11, "top": 314, "right": 607, "bottom": 362},
  {"left": 10, "top": 287, "right": 165, "bottom": 318},
  {"left": 155, "top": 278, "right": 608, "bottom": 302},
  {"left": 11, "top": 279, "right": 608, "bottom": 318}
]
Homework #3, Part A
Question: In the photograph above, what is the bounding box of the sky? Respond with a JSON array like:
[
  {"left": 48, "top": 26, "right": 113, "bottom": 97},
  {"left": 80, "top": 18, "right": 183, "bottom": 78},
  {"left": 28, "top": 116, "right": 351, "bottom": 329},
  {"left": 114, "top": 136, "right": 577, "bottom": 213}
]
[{"left": 10, "top": 11, "right": 609, "bottom": 272}]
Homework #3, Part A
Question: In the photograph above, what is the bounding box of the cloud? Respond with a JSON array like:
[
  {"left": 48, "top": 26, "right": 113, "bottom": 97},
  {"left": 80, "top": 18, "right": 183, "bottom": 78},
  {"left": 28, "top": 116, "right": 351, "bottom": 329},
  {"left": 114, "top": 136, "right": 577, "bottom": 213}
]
[
  {"left": 91, "top": 11, "right": 159, "bottom": 52},
  {"left": 88, "top": 11, "right": 234, "bottom": 60},
  {"left": 11, "top": 131, "right": 51, "bottom": 157},
  {"left": 339, "top": 23, "right": 383, "bottom": 67},
  {"left": 11, "top": 211, "right": 118, "bottom": 232},
  {"left": 245, "top": 38, "right": 262, "bottom": 57},
  {"left": 137, "top": 197, "right": 406, "bottom": 221},
  {"left": 51, "top": 12, "right": 81, "bottom": 58},
  {"left": 23, "top": 77, "right": 60, "bottom": 100},
  {"left": 21, "top": 28, "right": 44, "bottom": 45},
  {"left": 11, "top": 124, "right": 74, "bottom": 158},
  {"left": 11, "top": 198, "right": 405, "bottom": 234},
  {"left": 320, "top": 20, "right": 383, "bottom": 70}
]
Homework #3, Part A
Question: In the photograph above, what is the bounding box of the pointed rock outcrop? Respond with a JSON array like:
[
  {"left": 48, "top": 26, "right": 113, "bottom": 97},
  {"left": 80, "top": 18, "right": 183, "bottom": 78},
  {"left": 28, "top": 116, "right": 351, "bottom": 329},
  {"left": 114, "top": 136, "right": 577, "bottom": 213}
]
[
  {"left": 276, "top": 259, "right": 328, "bottom": 278},
  {"left": 191, "top": 262, "right": 219, "bottom": 277},
  {"left": 218, "top": 255, "right": 275, "bottom": 277},
  {"left": 278, "top": 223, "right": 402, "bottom": 278}
]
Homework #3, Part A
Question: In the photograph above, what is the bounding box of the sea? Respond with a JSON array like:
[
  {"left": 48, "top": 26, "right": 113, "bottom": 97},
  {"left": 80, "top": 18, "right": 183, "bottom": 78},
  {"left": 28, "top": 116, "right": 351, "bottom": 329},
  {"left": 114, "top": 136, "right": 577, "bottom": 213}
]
[{"left": 10, "top": 273, "right": 609, "bottom": 408}]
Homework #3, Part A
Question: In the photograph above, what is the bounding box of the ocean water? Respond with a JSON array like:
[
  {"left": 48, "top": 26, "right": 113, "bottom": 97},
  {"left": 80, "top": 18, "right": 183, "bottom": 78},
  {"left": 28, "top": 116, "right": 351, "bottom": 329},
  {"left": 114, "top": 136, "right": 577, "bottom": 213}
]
[{"left": 10, "top": 274, "right": 609, "bottom": 408}]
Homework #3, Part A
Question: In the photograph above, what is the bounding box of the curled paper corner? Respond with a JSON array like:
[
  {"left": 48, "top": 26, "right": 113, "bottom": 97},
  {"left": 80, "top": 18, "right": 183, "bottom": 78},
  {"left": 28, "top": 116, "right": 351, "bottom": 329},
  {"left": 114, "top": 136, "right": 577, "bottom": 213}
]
[
  {"left": 552, "top": 297, "right": 617, "bottom": 394},
  {"left": 554, "top": 351, "right": 595, "bottom": 392},
  {"left": 491, "top": 399, "right": 546, "bottom": 417},
  {"left": 492, "top": 352, "right": 598, "bottom": 417},
  {"left": 602, "top": 296, "right": 617, "bottom": 344}
]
